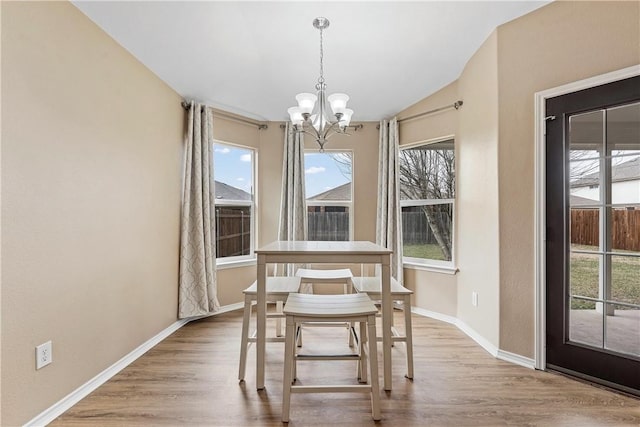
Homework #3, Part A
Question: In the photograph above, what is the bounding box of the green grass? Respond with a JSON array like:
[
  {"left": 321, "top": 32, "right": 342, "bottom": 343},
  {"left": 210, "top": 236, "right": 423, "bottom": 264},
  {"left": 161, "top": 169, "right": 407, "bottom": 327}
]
[
  {"left": 570, "top": 248, "right": 639, "bottom": 310},
  {"left": 403, "top": 243, "right": 448, "bottom": 261}
]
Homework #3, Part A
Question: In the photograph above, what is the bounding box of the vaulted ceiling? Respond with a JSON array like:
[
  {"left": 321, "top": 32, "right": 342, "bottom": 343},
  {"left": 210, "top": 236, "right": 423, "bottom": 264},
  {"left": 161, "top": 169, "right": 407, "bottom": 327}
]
[{"left": 73, "top": 1, "right": 549, "bottom": 121}]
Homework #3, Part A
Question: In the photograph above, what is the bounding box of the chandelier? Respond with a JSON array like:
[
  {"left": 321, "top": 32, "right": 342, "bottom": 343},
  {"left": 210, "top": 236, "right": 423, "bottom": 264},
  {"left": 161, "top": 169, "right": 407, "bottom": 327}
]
[{"left": 287, "top": 17, "right": 354, "bottom": 152}]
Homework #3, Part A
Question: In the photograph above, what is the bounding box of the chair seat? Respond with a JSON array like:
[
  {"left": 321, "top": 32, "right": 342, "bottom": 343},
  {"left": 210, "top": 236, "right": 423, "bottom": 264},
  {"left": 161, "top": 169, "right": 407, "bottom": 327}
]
[
  {"left": 242, "top": 277, "right": 301, "bottom": 295},
  {"left": 350, "top": 277, "right": 412, "bottom": 295},
  {"left": 284, "top": 293, "right": 377, "bottom": 318},
  {"left": 295, "top": 268, "right": 353, "bottom": 282}
]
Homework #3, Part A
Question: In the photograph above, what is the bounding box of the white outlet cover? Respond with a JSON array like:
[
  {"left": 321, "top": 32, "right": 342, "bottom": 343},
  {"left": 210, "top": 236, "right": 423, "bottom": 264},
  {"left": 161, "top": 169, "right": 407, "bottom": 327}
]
[{"left": 36, "top": 341, "right": 52, "bottom": 370}]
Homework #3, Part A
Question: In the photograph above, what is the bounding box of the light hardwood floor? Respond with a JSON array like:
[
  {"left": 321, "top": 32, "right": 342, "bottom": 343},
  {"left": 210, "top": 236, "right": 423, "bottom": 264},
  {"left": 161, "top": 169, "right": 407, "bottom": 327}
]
[{"left": 52, "top": 309, "right": 640, "bottom": 426}]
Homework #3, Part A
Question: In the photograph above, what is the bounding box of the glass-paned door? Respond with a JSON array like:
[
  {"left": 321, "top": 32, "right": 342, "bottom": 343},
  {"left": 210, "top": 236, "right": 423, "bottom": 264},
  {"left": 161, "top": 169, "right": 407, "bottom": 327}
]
[{"left": 546, "top": 75, "right": 640, "bottom": 395}]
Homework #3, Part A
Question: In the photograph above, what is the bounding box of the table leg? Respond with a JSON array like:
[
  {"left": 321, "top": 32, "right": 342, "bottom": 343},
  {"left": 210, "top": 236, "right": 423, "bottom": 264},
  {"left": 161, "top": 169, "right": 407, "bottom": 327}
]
[
  {"left": 381, "top": 256, "right": 392, "bottom": 391},
  {"left": 256, "top": 255, "right": 266, "bottom": 390}
]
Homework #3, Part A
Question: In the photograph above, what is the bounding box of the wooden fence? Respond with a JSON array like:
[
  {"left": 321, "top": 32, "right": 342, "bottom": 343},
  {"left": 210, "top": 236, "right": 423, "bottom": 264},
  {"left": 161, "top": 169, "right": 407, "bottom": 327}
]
[
  {"left": 216, "top": 207, "right": 251, "bottom": 257},
  {"left": 571, "top": 208, "right": 640, "bottom": 251},
  {"left": 401, "top": 210, "right": 451, "bottom": 245},
  {"left": 305, "top": 210, "right": 452, "bottom": 243},
  {"left": 308, "top": 212, "right": 349, "bottom": 241}
]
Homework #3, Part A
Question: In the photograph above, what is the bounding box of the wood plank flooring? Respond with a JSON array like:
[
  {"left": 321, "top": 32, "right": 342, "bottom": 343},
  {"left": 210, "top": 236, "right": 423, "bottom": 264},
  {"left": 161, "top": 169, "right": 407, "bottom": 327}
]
[{"left": 52, "top": 309, "right": 640, "bottom": 426}]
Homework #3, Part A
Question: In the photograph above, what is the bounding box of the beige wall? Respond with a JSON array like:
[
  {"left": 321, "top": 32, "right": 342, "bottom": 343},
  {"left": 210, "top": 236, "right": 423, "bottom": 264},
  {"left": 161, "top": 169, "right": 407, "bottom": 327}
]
[
  {"left": 496, "top": 1, "right": 640, "bottom": 357},
  {"left": 397, "top": 81, "right": 459, "bottom": 317},
  {"left": 1, "top": 2, "right": 184, "bottom": 425},
  {"left": 456, "top": 31, "right": 501, "bottom": 346}
]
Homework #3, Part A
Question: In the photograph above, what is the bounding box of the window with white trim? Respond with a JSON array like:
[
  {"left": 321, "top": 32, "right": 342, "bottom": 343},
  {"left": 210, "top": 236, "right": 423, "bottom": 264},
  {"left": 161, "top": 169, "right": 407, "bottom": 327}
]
[
  {"left": 213, "top": 142, "right": 255, "bottom": 261},
  {"left": 304, "top": 151, "right": 353, "bottom": 241},
  {"left": 399, "top": 138, "right": 455, "bottom": 266}
]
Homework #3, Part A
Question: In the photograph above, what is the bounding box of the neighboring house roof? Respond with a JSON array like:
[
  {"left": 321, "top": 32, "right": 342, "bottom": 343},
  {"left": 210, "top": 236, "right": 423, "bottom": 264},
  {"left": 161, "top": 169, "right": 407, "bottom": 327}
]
[
  {"left": 307, "top": 182, "right": 351, "bottom": 201},
  {"left": 570, "top": 194, "right": 599, "bottom": 207},
  {"left": 571, "top": 156, "right": 640, "bottom": 188},
  {"left": 215, "top": 180, "right": 251, "bottom": 201}
]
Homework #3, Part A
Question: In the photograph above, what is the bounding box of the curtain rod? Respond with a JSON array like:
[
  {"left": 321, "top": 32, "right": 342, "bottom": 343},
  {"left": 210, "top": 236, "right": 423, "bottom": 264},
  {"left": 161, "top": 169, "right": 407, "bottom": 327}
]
[
  {"left": 376, "top": 100, "right": 463, "bottom": 129},
  {"left": 181, "top": 101, "right": 268, "bottom": 130}
]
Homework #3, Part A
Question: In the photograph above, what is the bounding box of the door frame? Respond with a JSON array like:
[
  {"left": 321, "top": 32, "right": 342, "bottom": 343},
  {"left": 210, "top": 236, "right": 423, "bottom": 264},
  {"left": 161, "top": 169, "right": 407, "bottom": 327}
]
[{"left": 533, "top": 64, "right": 640, "bottom": 371}]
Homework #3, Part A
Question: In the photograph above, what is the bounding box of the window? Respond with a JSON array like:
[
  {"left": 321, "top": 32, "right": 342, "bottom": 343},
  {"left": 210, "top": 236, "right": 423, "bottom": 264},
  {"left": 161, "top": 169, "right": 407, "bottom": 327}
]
[
  {"left": 213, "top": 142, "right": 255, "bottom": 261},
  {"left": 304, "top": 151, "right": 353, "bottom": 241},
  {"left": 399, "top": 138, "right": 455, "bottom": 266}
]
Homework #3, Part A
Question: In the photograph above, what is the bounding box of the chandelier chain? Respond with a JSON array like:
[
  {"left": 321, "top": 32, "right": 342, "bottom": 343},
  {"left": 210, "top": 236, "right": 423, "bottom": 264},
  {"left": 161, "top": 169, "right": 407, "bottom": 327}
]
[{"left": 318, "top": 27, "right": 324, "bottom": 84}]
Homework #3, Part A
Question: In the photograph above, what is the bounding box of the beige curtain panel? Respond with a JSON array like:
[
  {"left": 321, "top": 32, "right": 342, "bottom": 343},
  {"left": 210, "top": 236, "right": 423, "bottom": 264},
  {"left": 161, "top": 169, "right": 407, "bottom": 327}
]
[
  {"left": 278, "top": 123, "right": 309, "bottom": 287},
  {"left": 178, "top": 102, "right": 220, "bottom": 319},
  {"left": 377, "top": 118, "right": 403, "bottom": 283}
]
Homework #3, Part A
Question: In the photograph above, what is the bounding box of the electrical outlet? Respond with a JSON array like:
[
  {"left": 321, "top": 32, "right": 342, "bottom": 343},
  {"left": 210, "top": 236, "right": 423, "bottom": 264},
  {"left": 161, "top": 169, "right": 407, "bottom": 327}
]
[
  {"left": 36, "top": 341, "right": 52, "bottom": 370},
  {"left": 472, "top": 291, "right": 479, "bottom": 307}
]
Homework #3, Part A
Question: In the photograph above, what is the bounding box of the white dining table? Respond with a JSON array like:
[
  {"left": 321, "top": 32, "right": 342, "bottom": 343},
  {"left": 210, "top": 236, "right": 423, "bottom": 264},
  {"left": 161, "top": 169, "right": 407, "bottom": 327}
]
[{"left": 254, "top": 240, "right": 394, "bottom": 391}]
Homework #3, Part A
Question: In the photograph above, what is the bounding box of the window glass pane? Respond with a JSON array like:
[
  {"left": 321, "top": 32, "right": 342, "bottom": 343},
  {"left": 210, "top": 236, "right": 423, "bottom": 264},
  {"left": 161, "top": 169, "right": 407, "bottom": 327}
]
[
  {"left": 213, "top": 143, "right": 254, "bottom": 259},
  {"left": 610, "top": 255, "right": 640, "bottom": 306},
  {"left": 605, "top": 304, "right": 639, "bottom": 357},
  {"left": 569, "top": 297, "right": 603, "bottom": 348},
  {"left": 399, "top": 139, "right": 455, "bottom": 201},
  {"left": 307, "top": 206, "right": 349, "bottom": 241},
  {"left": 607, "top": 101, "right": 640, "bottom": 157},
  {"left": 609, "top": 156, "right": 640, "bottom": 205},
  {"left": 610, "top": 208, "right": 640, "bottom": 253},
  {"left": 215, "top": 206, "right": 251, "bottom": 258},
  {"left": 570, "top": 207, "right": 599, "bottom": 251},
  {"left": 401, "top": 203, "right": 452, "bottom": 261},
  {"left": 305, "top": 152, "right": 352, "bottom": 241},
  {"left": 213, "top": 143, "right": 253, "bottom": 201},
  {"left": 569, "top": 252, "right": 600, "bottom": 304},
  {"left": 569, "top": 159, "right": 601, "bottom": 203}
]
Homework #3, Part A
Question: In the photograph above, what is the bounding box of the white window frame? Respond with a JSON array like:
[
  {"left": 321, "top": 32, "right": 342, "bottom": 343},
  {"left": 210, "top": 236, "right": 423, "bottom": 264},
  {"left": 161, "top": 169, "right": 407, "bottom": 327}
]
[
  {"left": 399, "top": 137, "right": 457, "bottom": 274},
  {"left": 213, "top": 140, "right": 257, "bottom": 266},
  {"left": 304, "top": 149, "right": 354, "bottom": 241}
]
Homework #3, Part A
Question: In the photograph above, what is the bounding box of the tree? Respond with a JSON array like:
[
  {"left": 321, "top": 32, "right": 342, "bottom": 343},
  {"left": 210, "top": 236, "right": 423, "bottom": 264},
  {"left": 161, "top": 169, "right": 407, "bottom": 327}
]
[
  {"left": 327, "top": 147, "right": 455, "bottom": 261},
  {"left": 327, "top": 152, "right": 352, "bottom": 180},
  {"left": 398, "top": 145, "right": 454, "bottom": 261}
]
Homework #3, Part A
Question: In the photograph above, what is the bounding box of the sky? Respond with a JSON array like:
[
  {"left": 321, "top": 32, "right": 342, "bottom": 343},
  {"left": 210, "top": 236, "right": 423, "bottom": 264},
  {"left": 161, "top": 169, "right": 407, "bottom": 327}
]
[
  {"left": 303, "top": 152, "right": 351, "bottom": 198},
  {"left": 213, "top": 143, "right": 351, "bottom": 199},
  {"left": 213, "top": 143, "right": 253, "bottom": 194}
]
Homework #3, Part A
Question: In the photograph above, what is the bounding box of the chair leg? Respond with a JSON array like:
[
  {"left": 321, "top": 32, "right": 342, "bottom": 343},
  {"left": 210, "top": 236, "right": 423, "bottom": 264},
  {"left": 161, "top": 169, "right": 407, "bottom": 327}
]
[
  {"left": 358, "top": 320, "right": 367, "bottom": 383},
  {"left": 282, "top": 316, "right": 295, "bottom": 423},
  {"left": 276, "top": 300, "right": 284, "bottom": 337},
  {"left": 404, "top": 295, "right": 414, "bottom": 379},
  {"left": 367, "top": 314, "right": 381, "bottom": 421},
  {"left": 346, "top": 281, "right": 355, "bottom": 348},
  {"left": 238, "top": 295, "right": 252, "bottom": 381}
]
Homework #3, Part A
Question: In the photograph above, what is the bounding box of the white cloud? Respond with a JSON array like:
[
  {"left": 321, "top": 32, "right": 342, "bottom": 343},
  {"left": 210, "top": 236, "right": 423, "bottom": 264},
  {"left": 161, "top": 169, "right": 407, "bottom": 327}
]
[
  {"left": 215, "top": 147, "right": 230, "bottom": 154},
  {"left": 240, "top": 154, "right": 252, "bottom": 162},
  {"left": 236, "top": 177, "right": 245, "bottom": 181},
  {"left": 324, "top": 186, "right": 332, "bottom": 191},
  {"left": 305, "top": 166, "right": 326, "bottom": 174}
]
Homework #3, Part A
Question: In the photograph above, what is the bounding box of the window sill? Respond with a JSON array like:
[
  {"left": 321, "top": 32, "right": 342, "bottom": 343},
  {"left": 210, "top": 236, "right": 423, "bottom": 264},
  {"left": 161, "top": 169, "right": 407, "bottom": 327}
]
[
  {"left": 402, "top": 261, "right": 459, "bottom": 275},
  {"left": 216, "top": 257, "right": 256, "bottom": 270}
]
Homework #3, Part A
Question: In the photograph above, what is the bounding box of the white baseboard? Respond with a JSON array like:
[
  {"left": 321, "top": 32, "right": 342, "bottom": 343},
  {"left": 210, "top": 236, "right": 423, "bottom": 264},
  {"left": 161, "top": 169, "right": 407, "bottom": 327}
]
[
  {"left": 24, "top": 302, "right": 243, "bottom": 427},
  {"left": 497, "top": 349, "right": 536, "bottom": 369},
  {"left": 412, "top": 307, "right": 535, "bottom": 366},
  {"left": 411, "top": 306, "right": 457, "bottom": 326},
  {"left": 454, "top": 319, "right": 499, "bottom": 357}
]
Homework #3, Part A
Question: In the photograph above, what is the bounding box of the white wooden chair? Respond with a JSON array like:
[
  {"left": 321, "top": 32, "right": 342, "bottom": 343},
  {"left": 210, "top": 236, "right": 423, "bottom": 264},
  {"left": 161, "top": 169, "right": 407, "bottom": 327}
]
[
  {"left": 294, "top": 268, "right": 356, "bottom": 346},
  {"left": 238, "top": 276, "right": 301, "bottom": 382},
  {"left": 281, "top": 293, "right": 381, "bottom": 423},
  {"left": 350, "top": 276, "right": 414, "bottom": 379}
]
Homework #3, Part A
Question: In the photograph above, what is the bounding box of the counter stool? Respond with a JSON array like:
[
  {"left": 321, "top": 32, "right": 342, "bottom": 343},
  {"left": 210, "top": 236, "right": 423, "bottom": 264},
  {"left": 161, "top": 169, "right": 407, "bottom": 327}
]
[
  {"left": 295, "top": 268, "right": 356, "bottom": 347},
  {"left": 238, "top": 276, "right": 301, "bottom": 382},
  {"left": 350, "top": 276, "right": 414, "bottom": 379},
  {"left": 281, "top": 293, "right": 381, "bottom": 422}
]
